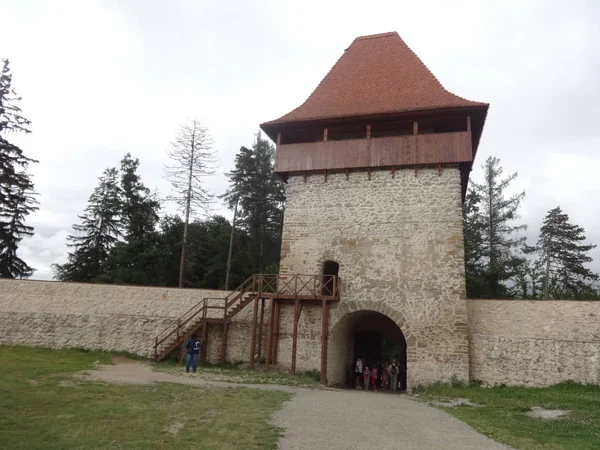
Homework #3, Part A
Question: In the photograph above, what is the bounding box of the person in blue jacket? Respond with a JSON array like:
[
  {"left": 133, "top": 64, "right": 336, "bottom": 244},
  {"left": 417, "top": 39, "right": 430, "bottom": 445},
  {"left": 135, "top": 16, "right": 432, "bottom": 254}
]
[{"left": 184, "top": 333, "right": 202, "bottom": 373}]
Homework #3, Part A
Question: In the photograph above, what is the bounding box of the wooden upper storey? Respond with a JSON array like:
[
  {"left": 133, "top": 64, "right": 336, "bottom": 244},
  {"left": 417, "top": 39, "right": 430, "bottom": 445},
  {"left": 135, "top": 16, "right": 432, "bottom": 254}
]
[{"left": 273, "top": 115, "right": 473, "bottom": 173}]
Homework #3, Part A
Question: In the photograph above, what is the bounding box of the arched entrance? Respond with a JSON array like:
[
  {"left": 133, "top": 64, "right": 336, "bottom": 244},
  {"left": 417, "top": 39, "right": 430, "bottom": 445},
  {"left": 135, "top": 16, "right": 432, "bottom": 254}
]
[{"left": 328, "top": 309, "right": 407, "bottom": 391}]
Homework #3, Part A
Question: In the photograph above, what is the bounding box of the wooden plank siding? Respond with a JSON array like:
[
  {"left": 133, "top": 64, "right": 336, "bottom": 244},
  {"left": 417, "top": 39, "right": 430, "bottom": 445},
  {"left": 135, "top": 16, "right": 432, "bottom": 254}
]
[{"left": 274, "top": 131, "right": 472, "bottom": 173}]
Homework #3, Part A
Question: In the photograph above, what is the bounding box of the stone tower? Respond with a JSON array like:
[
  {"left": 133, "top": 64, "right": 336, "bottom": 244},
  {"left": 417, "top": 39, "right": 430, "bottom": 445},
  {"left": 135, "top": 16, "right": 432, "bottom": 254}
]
[{"left": 260, "top": 32, "right": 488, "bottom": 388}]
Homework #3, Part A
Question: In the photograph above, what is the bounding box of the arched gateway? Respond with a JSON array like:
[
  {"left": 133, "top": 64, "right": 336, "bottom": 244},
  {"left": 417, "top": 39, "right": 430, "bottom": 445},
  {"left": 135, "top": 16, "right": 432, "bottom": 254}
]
[
  {"left": 259, "top": 31, "right": 487, "bottom": 389},
  {"left": 328, "top": 304, "right": 407, "bottom": 390}
]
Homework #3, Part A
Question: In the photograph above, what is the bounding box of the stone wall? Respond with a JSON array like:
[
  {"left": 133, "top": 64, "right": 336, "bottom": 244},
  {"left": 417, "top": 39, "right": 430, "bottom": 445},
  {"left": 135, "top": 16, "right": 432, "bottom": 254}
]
[
  {"left": 277, "top": 167, "right": 469, "bottom": 388},
  {"left": 468, "top": 299, "right": 600, "bottom": 386},
  {"left": 0, "top": 279, "right": 267, "bottom": 361}
]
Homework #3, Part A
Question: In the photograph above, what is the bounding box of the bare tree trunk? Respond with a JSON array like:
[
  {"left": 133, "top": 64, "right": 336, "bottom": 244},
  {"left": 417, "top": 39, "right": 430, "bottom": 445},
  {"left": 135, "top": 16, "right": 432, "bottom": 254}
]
[
  {"left": 178, "top": 122, "right": 196, "bottom": 288},
  {"left": 259, "top": 225, "right": 264, "bottom": 274},
  {"left": 543, "top": 252, "right": 551, "bottom": 299},
  {"left": 224, "top": 196, "right": 239, "bottom": 290}
]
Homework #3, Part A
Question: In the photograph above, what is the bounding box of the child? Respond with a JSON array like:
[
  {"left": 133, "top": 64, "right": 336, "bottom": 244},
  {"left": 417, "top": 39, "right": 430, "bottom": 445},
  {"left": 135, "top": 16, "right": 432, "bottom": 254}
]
[
  {"left": 363, "top": 366, "right": 371, "bottom": 391},
  {"left": 382, "top": 367, "right": 389, "bottom": 390},
  {"left": 371, "top": 365, "right": 378, "bottom": 391}
]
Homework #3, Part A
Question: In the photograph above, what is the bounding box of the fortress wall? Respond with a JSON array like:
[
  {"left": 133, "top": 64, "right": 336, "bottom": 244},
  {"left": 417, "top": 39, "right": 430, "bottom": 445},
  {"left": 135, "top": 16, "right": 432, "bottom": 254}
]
[{"left": 468, "top": 299, "right": 600, "bottom": 386}]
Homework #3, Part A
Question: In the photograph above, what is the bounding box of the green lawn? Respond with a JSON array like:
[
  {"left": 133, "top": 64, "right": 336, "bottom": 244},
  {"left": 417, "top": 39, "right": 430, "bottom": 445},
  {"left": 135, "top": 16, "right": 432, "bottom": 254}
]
[
  {"left": 154, "top": 360, "right": 321, "bottom": 387},
  {"left": 0, "top": 346, "right": 289, "bottom": 450},
  {"left": 418, "top": 382, "right": 600, "bottom": 450}
]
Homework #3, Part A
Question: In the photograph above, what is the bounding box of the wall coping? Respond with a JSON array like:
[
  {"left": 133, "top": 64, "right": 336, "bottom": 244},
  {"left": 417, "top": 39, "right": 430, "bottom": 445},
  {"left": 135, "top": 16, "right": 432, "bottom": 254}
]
[{"left": 0, "top": 278, "right": 231, "bottom": 294}]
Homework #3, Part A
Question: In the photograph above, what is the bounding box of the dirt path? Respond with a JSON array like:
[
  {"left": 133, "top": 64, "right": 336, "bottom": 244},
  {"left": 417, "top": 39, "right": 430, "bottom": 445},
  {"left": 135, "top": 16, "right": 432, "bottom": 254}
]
[
  {"left": 77, "top": 358, "right": 300, "bottom": 393},
  {"left": 80, "top": 360, "right": 512, "bottom": 450}
]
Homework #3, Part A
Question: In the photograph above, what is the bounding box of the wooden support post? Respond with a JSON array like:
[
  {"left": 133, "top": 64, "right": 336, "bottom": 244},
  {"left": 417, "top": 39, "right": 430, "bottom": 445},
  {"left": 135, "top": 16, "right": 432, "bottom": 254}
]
[
  {"left": 345, "top": 169, "right": 349, "bottom": 180},
  {"left": 265, "top": 299, "right": 275, "bottom": 369},
  {"left": 303, "top": 171, "right": 307, "bottom": 183},
  {"left": 291, "top": 298, "right": 300, "bottom": 374},
  {"left": 200, "top": 321, "right": 208, "bottom": 364},
  {"left": 437, "top": 163, "right": 442, "bottom": 176},
  {"left": 466, "top": 116, "right": 471, "bottom": 132},
  {"left": 272, "top": 300, "right": 281, "bottom": 365},
  {"left": 320, "top": 298, "right": 329, "bottom": 385},
  {"left": 276, "top": 132, "right": 281, "bottom": 146},
  {"left": 323, "top": 128, "right": 328, "bottom": 142},
  {"left": 413, "top": 120, "right": 418, "bottom": 135},
  {"left": 249, "top": 297, "right": 259, "bottom": 368},
  {"left": 324, "top": 169, "right": 328, "bottom": 182},
  {"left": 368, "top": 167, "right": 371, "bottom": 180},
  {"left": 220, "top": 321, "right": 229, "bottom": 365},
  {"left": 366, "top": 124, "right": 371, "bottom": 139},
  {"left": 414, "top": 166, "right": 418, "bottom": 177},
  {"left": 257, "top": 298, "right": 265, "bottom": 363},
  {"left": 391, "top": 166, "right": 396, "bottom": 178}
]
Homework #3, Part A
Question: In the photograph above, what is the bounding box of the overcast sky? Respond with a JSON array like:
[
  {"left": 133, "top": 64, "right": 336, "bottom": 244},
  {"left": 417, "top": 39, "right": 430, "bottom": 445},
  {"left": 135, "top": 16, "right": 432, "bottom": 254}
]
[{"left": 2, "top": 0, "right": 599, "bottom": 280}]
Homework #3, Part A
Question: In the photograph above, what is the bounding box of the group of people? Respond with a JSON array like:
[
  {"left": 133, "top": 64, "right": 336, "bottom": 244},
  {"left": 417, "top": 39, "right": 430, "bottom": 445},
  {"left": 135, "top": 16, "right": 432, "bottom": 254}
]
[{"left": 354, "top": 358, "right": 401, "bottom": 392}]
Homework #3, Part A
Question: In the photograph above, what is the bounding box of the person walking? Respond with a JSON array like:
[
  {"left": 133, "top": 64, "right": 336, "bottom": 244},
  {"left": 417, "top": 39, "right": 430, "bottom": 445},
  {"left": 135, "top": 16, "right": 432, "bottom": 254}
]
[
  {"left": 363, "top": 366, "right": 371, "bottom": 391},
  {"left": 389, "top": 360, "right": 399, "bottom": 392},
  {"left": 371, "top": 365, "right": 378, "bottom": 391},
  {"left": 184, "top": 333, "right": 202, "bottom": 373},
  {"left": 355, "top": 357, "right": 363, "bottom": 389}
]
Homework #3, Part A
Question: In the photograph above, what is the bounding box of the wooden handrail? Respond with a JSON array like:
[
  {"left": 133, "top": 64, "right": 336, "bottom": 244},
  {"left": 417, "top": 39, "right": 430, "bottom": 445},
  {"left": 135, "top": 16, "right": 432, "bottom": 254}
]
[{"left": 154, "top": 273, "right": 341, "bottom": 361}]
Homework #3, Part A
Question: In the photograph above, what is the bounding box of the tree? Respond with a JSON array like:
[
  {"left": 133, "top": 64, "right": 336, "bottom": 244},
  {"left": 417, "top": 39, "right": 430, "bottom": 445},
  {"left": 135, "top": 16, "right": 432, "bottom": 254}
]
[
  {"left": 165, "top": 119, "right": 218, "bottom": 287},
  {"left": 0, "top": 59, "right": 38, "bottom": 278},
  {"left": 463, "top": 189, "right": 487, "bottom": 298},
  {"left": 53, "top": 168, "right": 121, "bottom": 281},
  {"left": 119, "top": 153, "right": 160, "bottom": 240},
  {"left": 466, "top": 157, "right": 526, "bottom": 297},
  {"left": 144, "top": 214, "right": 251, "bottom": 289},
  {"left": 510, "top": 250, "right": 544, "bottom": 299},
  {"left": 222, "top": 132, "right": 285, "bottom": 276},
  {"left": 95, "top": 154, "right": 162, "bottom": 285},
  {"left": 537, "top": 206, "right": 598, "bottom": 299}
]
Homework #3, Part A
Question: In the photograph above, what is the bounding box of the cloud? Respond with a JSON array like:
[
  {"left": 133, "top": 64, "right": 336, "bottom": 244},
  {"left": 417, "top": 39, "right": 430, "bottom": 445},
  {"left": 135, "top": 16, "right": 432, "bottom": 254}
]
[{"left": 2, "top": 0, "right": 599, "bottom": 280}]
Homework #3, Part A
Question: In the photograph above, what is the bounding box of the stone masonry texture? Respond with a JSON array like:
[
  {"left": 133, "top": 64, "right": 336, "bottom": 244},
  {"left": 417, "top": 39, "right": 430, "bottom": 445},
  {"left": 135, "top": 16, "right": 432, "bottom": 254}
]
[
  {"left": 277, "top": 167, "right": 470, "bottom": 388},
  {"left": 468, "top": 299, "right": 600, "bottom": 386},
  {"left": 0, "top": 279, "right": 268, "bottom": 362}
]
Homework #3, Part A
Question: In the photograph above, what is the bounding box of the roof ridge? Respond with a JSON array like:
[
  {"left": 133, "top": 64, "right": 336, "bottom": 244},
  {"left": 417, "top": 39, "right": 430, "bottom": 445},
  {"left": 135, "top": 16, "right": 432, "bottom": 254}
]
[{"left": 353, "top": 31, "right": 398, "bottom": 41}]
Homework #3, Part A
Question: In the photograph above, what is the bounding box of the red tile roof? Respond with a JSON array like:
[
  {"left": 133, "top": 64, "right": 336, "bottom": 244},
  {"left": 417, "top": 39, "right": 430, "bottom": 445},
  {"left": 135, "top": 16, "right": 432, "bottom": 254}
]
[{"left": 261, "top": 32, "right": 488, "bottom": 127}]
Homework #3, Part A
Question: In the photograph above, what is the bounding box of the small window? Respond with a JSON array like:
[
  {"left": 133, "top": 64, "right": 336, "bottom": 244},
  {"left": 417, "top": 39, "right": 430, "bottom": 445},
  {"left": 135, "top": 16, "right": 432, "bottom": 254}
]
[{"left": 322, "top": 260, "right": 339, "bottom": 296}]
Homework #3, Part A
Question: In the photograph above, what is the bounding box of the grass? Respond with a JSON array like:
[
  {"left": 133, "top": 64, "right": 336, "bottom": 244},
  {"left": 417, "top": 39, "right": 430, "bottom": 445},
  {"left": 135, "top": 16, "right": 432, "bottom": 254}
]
[
  {"left": 417, "top": 381, "right": 600, "bottom": 450},
  {"left": 0, "top": 346, "right": 289, "bottom": 450},
  {"left": 154, "top": 359, "right": 321, "bottom": 387}
]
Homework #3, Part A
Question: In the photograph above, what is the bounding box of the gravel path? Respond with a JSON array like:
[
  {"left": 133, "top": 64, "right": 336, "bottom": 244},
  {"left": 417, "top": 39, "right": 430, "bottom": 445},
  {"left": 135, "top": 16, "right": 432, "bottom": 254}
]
[
  {"left": 273, "top": 388, "right": 513, "bottom": 450},
  {"left": 80, "top": 360, "right": 512, "bottom": 450}
]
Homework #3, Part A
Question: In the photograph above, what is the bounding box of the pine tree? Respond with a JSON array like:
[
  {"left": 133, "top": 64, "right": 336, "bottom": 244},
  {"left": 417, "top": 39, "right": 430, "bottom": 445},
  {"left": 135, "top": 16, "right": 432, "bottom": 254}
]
[
  {"left": 467, "top": 156, "right": 526, "bottom": 297},
  {"left": 53, "top": 168, "right": 122, "bottom": 281},
  {"left": 119, "top": 153, "right": 159, "bottom": 239},
  {"left": 96, "top": 154, "right": 161, "bottom": 285},
  {"left": 165, "top": 118, "right": 218, "bottom": 287},
  {"left": 510, "top": 250, "right": 544, "bottom": 299},
  {"left": 0, "top": 59, "right": 38, "bottom": 278},
  {"left": 537, "top": 206, "right": 598, "bottom": 299},
  {"left": 463, "top": 189, "right": 486, "bottom": 297},
  {"left": 223, "top": 132, "right": 285, "bottom": 275}
]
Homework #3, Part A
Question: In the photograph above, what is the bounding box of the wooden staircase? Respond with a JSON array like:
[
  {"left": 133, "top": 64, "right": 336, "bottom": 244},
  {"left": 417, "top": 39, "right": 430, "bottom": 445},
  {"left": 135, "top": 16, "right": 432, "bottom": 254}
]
[
  {"left": 153, "top": 273, "right": 340, "bottom": 364},
  {"left": 154, "top": 275, "right": 258, "bottom": 362}
]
